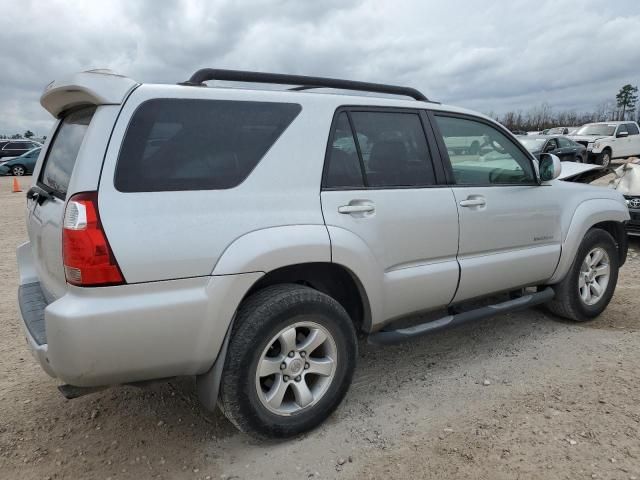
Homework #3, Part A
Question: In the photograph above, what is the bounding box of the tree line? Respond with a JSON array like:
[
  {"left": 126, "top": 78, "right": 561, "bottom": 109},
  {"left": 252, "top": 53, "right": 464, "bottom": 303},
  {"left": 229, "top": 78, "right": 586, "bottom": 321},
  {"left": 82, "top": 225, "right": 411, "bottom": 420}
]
[{"left": 486, "top": 84, "right": 638, "bottom": 132}]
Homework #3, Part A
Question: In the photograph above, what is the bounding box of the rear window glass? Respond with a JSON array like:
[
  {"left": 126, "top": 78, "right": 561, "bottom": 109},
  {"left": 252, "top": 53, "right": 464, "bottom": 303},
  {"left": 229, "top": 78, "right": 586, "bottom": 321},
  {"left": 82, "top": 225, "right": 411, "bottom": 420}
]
[
  {"left": 40, "top": 107, "right": 95, "bottom": 197},
  {"left": 115, "top": 99, "right": 301, "bottom": 192}
]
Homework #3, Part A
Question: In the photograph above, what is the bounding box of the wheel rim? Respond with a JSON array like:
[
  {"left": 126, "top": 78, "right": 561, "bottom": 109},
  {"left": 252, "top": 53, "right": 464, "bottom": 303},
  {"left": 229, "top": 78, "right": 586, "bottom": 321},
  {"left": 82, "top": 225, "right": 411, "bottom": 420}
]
[
  {"left": 578, "top": 247, "right": 610, "bottom": 306},
  {"left": 13, "top": 166, "right": 24, "bottom": 176},
  {"left": 601, "top": 153, "right": 610, "bottom": 167},
  {"left": 255, "top": 320, "right": 337, "bottom": 416}
]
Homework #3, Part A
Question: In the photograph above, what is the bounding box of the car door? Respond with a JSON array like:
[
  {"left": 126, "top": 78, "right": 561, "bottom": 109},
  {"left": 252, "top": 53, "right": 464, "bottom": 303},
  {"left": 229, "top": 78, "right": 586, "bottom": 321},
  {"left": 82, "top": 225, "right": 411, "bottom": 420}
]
[
  {"left": 615, "top": 124, "right": 630, "bottom": 157},
  {"left": 543, "top": 137, "right": 563, "bottom": 159},
  {"left": 625, "top": 123, "right": 640, "bottom": 156},
  {"left": 556, "top": 136, "right": 580, "bottom": 161},
  {"left": 321, "top": 108, "right": 460, "bottom": 323},
  {"left": 431, "top": 112, "right": 562, "bottom": 303}
]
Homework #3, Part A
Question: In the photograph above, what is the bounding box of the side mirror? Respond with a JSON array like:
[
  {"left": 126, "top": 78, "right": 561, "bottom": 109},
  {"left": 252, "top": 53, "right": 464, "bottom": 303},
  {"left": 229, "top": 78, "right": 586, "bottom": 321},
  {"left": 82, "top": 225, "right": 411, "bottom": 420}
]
[
  {"left": 617, "top": 131, "right": 629, "bottom": 138},
  {"left": 539, "top": 153, "right": 562, "bottom": 182}
]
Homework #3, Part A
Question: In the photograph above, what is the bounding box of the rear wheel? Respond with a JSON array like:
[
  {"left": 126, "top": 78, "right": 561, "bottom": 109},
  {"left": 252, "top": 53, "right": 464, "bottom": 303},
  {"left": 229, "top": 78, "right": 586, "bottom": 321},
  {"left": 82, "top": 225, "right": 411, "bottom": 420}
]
[
  {"left": 546, "top": 228, "right": 619, "bottom": 322},
  {"left": 575, "top": 155, "right": 583, "bottom": 163},
  {"left": 11, "top": 165, "right": 25, "bottom": 176},
  {"left": 219, "top": 284, "right": 357, "bottom": 439}
]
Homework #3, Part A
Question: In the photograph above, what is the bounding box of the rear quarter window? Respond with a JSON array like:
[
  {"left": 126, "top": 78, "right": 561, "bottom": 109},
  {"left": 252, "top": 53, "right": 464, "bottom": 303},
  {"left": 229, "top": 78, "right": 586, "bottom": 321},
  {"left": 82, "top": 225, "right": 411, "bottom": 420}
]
[
  {"left": 39, "top": 107, "right": 96, "bottom": 198},
  {"left": 114, "top": 99, "right": 301, "bottom": 192}
]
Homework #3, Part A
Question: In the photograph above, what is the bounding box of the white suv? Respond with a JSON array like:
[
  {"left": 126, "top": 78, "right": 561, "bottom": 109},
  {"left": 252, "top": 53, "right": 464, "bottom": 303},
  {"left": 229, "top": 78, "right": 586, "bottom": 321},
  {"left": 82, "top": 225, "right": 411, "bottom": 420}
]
[{"left": 17, "top": 69, "right": 630, "bottom": 438}]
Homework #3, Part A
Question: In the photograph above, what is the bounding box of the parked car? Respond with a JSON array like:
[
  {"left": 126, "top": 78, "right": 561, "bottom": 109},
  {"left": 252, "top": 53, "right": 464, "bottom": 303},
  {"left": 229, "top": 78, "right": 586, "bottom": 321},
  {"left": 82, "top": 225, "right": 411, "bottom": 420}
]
[
  {"left": 546, "top": 127, "right": 578, "bottom": 135},
  {"left": 0, "top": 147, "right": 41, "bottom": 176},
  {"left": 518, "top": 135, "right": 587, "bottom": 162},
  {"left": 570, "top": 121, "right": 640, "bottom": 167},
  {"left": 0, "top": 139, "right": 41, "bottom": 159},
  {"left": 17, "top": 69, "right": 630, "bottom": 439}
]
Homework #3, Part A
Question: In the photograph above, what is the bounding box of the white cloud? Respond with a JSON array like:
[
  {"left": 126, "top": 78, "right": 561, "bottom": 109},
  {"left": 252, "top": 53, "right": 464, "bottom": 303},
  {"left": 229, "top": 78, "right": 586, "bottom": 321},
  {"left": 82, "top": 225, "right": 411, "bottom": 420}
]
[{"left": 0, "top": 0, "right": 639, "bottom": 135}]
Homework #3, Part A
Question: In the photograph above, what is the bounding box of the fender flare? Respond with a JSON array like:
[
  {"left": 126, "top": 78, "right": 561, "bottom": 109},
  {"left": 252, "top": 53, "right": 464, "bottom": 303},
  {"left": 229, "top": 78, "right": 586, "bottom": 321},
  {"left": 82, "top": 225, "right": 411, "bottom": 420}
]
[
  {"left": 548, "top": 198, "right": 629, "bottom": 284},
  {"left": 212, "top": 225, "right": 331, "bottom": 275}
]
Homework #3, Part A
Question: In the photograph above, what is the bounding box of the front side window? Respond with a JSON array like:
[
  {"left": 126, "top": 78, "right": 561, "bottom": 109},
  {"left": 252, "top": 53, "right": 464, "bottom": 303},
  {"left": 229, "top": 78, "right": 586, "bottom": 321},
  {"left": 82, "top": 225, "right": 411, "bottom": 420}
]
[
  {"left": 545, "top": 138, "right": 559, "bottom": 151},
  {"left": 434, "top": 115, "right": 535, "bottom": 185},
  {"left": 115, "top": 99, "right": 301, "bottom": 192},
  {"left": 40, "top": 107, "right": 95, "bottom": 197}
]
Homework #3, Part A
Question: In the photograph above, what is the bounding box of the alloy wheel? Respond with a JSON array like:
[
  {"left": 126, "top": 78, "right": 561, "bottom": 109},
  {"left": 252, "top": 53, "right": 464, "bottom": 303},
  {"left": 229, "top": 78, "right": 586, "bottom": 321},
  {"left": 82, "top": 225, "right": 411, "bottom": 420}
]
[
  {"left": 255, "top": 321, "right": 337, "bottom": 416},
  {"left": 578, "top": 247, "right": 610, "bottom": 306}
]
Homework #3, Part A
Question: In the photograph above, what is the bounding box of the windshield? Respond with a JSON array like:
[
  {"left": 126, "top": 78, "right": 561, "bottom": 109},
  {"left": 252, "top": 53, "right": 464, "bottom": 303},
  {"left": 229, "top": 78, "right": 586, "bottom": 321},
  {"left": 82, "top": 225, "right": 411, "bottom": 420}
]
[
  {"left": 518, "top": 138, "right": 546, "bottom": 152},
  {"left": 575, "top": 124, "right": 616, "bottom": 136}
]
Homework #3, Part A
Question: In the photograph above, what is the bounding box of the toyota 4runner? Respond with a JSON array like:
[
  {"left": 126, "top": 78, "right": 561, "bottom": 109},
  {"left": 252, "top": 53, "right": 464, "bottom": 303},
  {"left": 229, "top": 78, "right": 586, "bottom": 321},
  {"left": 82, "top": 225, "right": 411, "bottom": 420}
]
[{"left": 17, "top": 69, "right": 630, "bottom": 438}]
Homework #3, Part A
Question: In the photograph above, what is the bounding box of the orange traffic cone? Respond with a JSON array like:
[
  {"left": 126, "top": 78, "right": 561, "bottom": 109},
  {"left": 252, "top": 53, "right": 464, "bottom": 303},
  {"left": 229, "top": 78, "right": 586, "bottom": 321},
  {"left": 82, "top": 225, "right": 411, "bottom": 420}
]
[{"left": 12, "top": 177, "right": 21, "bottom": 193}]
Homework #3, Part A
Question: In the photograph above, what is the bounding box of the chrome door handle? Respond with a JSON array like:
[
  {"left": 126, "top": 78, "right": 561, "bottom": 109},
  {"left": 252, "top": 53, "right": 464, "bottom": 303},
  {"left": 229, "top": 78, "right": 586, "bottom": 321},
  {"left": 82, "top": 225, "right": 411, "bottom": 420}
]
[
  {"left": 459, "top": 198, "right": 486, "bottom": 207},
  {"left": 338, "top": 204, "right": 375, "bottom": 214}
]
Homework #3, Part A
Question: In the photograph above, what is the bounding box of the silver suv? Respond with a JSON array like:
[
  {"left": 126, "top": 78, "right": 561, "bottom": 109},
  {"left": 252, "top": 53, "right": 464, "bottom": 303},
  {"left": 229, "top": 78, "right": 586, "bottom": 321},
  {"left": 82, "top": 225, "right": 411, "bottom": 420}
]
[{"left": 17, "top": 69, "right": 630, "bottom": 438}]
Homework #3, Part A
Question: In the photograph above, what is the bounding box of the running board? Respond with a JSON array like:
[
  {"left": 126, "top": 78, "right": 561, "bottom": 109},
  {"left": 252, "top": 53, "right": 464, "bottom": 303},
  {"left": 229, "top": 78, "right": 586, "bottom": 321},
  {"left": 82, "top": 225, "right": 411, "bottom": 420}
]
[{"left": 368, "top": 287, "right": 555, "bottom": 346}]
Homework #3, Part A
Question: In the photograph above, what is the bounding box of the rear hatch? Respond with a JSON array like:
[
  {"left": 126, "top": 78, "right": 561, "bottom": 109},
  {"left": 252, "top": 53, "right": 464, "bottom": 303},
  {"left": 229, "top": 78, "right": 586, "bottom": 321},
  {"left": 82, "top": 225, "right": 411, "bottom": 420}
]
[
  {"left": 27, "top": 107, "right": 96, "bottom": 301},
  {"left": 26, "top": 70, "right": 138, "bottom": 302}
]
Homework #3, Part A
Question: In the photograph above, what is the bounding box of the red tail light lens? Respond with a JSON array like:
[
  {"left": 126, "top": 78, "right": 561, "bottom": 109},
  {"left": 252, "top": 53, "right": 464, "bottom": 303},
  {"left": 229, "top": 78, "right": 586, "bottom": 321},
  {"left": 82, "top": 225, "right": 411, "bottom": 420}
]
[{"left": 63, "top": 192, "right": 124, "bottom": 287}]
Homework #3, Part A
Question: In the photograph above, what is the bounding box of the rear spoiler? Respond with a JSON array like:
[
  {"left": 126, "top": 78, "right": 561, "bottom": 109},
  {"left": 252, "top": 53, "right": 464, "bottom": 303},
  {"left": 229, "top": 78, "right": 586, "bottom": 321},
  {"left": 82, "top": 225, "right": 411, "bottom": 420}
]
[{"left": 40, "top": 69, "right": 139, "bottom": 118}]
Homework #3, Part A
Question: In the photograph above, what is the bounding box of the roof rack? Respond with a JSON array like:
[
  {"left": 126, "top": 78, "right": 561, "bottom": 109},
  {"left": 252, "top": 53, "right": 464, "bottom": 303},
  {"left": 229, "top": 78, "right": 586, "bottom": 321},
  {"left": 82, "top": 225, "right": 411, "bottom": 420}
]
[{"left": 180, "top": 68, "right": 430, "bottom": 102}]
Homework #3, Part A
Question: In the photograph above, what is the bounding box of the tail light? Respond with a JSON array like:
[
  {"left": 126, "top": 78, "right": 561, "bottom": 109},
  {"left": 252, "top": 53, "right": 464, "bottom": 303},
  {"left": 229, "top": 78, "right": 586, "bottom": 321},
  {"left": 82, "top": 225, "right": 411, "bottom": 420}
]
[{"left": 62, "top": 192, "right": 124, "bottom": 286}]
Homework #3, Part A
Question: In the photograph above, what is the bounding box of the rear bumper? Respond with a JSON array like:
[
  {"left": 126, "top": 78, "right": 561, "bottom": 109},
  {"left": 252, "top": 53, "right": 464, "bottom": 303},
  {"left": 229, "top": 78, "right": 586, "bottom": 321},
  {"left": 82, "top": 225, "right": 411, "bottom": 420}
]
[{"left": 17, "top": 241, "right": 263, "bottom": 387}]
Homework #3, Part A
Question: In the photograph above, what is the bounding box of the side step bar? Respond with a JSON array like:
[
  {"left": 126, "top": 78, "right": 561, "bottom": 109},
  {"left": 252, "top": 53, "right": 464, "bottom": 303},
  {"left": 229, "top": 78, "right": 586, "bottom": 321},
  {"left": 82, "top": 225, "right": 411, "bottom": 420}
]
[{"left": 368, "top": 287, "right": 555, "bottom": 346}]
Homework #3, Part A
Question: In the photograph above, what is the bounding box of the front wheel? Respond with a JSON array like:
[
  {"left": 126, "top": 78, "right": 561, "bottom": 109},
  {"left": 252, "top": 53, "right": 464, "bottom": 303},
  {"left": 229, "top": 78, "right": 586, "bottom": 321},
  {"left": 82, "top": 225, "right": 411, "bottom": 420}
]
[
  {"left": 218, "top": 284, "right": 357, "bottom": 439},
  {"left": 11, "top": 165, "right": 25, "bottom": 176},
  {"left": 546, "top": 228, "right": 619, "bottom": 322},
  {"left": 597, "top": 150, "right": 611, "bottom": 168}
]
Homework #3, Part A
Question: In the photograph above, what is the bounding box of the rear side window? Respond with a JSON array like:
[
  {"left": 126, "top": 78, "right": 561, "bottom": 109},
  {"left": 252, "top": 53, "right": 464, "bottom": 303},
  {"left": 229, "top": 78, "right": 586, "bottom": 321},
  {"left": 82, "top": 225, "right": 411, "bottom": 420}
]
[
  {"left": 626, "top": 123, "right": 639, "bottom": 135},
  {"left": 40, "top": 107, "right": 95, "bottom": 198},
  {"left": 115, "top": 99, "right": 301, "bottom": 192},
  {"left": 323, "top": 110, "right": 436, "bottom": 189}
]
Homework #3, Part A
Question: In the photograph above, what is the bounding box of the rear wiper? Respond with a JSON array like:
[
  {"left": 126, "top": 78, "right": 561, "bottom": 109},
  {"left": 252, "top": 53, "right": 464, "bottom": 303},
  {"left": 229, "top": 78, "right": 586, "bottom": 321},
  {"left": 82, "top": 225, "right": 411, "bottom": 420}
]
[{"left": 26, "top": 185, "right": 51, "bottom": 205}]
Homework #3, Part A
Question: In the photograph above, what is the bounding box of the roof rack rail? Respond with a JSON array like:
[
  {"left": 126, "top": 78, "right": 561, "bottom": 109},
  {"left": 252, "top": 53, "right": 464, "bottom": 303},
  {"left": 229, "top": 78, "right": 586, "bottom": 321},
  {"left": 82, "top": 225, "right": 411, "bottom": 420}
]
[{"left": 180, "top": 68, "right": 430, "bottom": 102}]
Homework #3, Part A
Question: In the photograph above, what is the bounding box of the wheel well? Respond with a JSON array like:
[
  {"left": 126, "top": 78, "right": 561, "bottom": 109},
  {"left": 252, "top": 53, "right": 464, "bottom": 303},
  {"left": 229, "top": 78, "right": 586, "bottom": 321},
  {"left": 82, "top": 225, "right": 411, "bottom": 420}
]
[
  {"left": 591, "top": 221, "right": 628, "bottom": 265},
  {"left": 245, "top": 263, "right": 370, "bottom": 333}
]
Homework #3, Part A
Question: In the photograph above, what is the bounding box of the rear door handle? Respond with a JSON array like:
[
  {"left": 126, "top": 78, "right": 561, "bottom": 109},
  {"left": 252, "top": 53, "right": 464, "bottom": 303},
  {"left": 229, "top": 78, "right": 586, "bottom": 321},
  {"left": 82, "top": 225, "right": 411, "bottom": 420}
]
[
  {"left": 459, "top": 198, "right": 486, "bottom": 207},
  {"left": 338, "top": 204, "right": 375, "bottom": 214}
]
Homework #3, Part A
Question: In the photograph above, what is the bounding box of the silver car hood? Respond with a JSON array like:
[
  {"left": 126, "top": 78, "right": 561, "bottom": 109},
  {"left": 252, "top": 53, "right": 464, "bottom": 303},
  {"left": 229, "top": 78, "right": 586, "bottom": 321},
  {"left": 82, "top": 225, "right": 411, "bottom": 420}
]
[{"left": 557, "top": 161, "right": 604, "bottom": 180}]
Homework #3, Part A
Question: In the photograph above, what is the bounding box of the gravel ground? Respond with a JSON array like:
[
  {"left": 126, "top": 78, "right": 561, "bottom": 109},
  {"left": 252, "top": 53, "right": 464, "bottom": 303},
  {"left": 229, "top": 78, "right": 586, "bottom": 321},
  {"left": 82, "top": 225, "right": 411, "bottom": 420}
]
[{"left": 0, "top": 173, "right": 639, "bottom": 480}]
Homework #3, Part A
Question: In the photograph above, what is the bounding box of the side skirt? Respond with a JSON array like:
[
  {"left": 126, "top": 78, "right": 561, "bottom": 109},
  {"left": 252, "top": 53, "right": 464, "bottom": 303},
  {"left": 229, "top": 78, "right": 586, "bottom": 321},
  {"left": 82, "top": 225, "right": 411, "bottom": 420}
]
[{"left": 368, "top": 287, "right": 555, "bottom": 346}]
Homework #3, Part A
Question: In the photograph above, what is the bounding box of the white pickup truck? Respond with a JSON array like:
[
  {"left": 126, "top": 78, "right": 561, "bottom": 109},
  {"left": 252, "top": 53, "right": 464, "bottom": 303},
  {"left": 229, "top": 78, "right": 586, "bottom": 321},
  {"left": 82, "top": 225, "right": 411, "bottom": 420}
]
[{"left": 570, "top": 121, "right": 640, "bottom": 167}]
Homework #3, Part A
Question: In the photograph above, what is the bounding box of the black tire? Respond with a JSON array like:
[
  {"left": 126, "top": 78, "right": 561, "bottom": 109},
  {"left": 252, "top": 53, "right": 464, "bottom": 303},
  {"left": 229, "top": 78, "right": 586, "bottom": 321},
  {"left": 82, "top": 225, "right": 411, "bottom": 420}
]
[
  {"left": 575, "top": 155, "right": 583, "bottom": 163},
  {"left": 546, "top": 228, "right": 619, "bottom": 322},
  {"left": 597, "top": 149, "right": 611, "bottom": 168},
  {"left": 218, "top": 284, "right": 357, "bottom": 439},
  {"left": 11, "top": 165, "right": 25, "bottom": 176}
]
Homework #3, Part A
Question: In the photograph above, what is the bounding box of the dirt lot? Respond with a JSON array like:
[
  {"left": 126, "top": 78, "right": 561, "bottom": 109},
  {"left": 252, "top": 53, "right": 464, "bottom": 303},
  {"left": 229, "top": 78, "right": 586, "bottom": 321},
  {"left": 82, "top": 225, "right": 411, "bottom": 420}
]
[{"left": 1, "top": 173, "right": 639, "bottom": 480}]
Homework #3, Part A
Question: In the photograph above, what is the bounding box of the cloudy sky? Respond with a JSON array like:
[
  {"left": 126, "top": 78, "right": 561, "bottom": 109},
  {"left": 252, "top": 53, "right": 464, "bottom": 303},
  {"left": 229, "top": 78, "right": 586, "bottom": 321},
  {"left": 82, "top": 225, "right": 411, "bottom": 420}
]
[{"left": 1, "top": 0, "right": 639, "bottom": 136}]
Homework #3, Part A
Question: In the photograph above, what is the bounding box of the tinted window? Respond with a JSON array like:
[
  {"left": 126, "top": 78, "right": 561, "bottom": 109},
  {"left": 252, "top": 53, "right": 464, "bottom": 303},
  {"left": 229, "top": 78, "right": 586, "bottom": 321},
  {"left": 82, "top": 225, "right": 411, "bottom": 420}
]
[
  {"left": 557, "top": 137, "right": 573, "bottom": 148},
  {"left": 324, "top": 113, "right": 364, "bottom": 188},
  {"left": 348, "top": 111, "right": 435, "bottom": 187},
  {"left": 115, "top": 99, "right": 301, "bottom": 192},
  {"left": 435, "top": 115, "right": 535, "bottom": 185},
  {"left": 40, "top": 107, "right": 95, "bottom": 197},
  {"left": 6, "top": 142, "right": 24, "bottom": 149},
  {"left": 626, "top": 123, "right": 639, "bottom": 135},
  {"left": 617, "top": 124, "right": 628, "bottom": 135}
]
